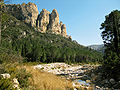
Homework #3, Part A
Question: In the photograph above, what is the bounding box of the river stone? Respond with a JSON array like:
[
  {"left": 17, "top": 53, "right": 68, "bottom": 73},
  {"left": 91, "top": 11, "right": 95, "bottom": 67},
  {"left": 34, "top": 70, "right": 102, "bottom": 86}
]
[
  {"left": 13, "top": 78, "right": 20, "bottom": 90},
  {"left": 91, "top": 73, "right": 95, "bottom": 77},
  {"left": 110, "top": 78, "right": 115, "bottom": 84},
  {"left": 1, "top": 73, "right": 10, "bottom": 78}
]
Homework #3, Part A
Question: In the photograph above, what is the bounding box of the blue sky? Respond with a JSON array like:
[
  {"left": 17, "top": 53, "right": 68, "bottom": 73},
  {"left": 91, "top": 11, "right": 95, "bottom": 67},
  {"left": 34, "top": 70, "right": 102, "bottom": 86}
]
[{"left": 6, "top": 0, "right": 120, "bottom": 46}]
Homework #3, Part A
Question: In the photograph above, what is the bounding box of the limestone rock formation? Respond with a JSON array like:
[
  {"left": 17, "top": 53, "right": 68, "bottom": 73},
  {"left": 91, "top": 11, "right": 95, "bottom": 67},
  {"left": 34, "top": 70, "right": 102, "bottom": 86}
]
[
  {"left": 36, "top": 9, "right": 50, "bottom": 32},
  {"left": 61, "top": 24, "right": 67, "bottom": 37},
  {"left": 3, "top": 2, "right": 71, "bottom": 38},
  {"left": 3, "top": 2, "right": 39, "bottom": 27},
  {"left": 21, "top": 2, "right": 39, "bottom": 27},
  {"left": 48, "top": 9, "right": 61, "bottom": 34}
]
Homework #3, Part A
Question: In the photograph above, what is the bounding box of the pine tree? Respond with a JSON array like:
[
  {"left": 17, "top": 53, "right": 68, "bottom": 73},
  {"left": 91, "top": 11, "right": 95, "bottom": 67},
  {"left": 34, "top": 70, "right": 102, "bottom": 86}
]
[{"left": 100, "top": 10, "right": 120, "bottom": 78}]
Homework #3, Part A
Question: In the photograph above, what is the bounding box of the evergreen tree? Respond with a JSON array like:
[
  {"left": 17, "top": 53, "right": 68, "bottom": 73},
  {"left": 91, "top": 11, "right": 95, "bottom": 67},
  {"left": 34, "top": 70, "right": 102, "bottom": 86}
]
[
  {"left": 41, "top": 51, "right": 47, "bottom": 63},
  {"left": 100, "top": 10, "right": 120, "bottom": 78}
]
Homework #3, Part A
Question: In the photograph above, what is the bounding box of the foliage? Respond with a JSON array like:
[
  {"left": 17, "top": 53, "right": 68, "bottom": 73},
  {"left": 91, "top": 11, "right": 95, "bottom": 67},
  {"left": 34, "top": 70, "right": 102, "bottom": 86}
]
[
  {"left": 3, "top": 63, "right": 31, "bottom": 88},
  {"left": 0, "top": 59, "right": 31, "bottom": 89},
  {"left": 0, "top": 64, "right": 31, "bottom": 89},
  {"left": 0, "top": 78, "right": 15, "bottom": 90},
  {"left": 100, "top": 10, "right": 120, "bottom": 79},
  {"left": 15, "top": 68, "right": 31, "bottom": 88},
  {"left": 0, "top": 47, "right": 23, "bottom": 64}
]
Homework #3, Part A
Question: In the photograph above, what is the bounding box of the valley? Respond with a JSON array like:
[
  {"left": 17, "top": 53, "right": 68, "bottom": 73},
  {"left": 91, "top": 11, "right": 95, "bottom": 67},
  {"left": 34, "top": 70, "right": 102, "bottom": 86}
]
[{"left": 0, "top": 0, "right": 120, "bottom": 90}]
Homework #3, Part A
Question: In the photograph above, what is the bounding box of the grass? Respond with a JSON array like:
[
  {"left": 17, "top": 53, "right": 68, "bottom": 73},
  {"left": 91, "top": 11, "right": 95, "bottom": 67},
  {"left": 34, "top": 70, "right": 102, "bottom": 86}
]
[
  {"left": 1, "top": 60, "right": 97, "bottom": 90},
  {"left": 24, "top": 65, "right": 73, "bottom": 90}
]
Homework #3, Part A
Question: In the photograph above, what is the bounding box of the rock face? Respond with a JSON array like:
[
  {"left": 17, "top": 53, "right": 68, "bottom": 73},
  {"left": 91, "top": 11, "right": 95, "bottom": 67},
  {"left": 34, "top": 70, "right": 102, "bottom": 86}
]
[
  {"left": 61, "top": 24, "right": 67, "bottom": 37},
  {"left": 3, "top": 2, "right": 70, "bottom": 38},
  {"left": 36, "top": 9, "right": 50, "bottom": 32},
  {"left": 21, "top": 2, "right": 39, "bottom": 27},
  {"left": 48, "top": 9, "right": 61, "bottom": 34},
  {"left": 3, "top": 2, "right": 39, "bottom": 27}
]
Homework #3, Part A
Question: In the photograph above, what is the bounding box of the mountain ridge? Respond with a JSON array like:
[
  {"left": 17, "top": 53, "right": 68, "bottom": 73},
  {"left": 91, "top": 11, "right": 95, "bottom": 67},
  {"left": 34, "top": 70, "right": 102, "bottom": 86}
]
[
  {"left": 88, "top": 44, "right": 104, "bottom": 53},
  {"left": 2, "top": 2, "right": 71, "bottom": 38}
]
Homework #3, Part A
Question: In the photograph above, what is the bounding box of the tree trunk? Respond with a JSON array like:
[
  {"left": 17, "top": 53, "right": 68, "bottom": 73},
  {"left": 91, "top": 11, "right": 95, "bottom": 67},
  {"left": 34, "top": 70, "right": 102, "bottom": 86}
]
[{"left": 113, "top": 13, "right": 119, "bottom": 54}]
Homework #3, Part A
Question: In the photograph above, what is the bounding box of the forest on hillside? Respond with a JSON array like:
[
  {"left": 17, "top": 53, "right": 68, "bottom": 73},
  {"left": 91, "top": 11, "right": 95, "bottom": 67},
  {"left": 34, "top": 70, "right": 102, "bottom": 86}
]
[{"left": 0, "top": 12, "right": 103, "bottom": 64}]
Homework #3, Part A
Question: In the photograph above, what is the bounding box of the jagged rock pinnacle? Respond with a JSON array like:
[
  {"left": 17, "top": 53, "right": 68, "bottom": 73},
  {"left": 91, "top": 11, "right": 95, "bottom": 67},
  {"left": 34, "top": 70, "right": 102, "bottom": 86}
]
[
  {"left": 37, "top": 9, "right": 50, "bottom": 32},
  {"left": 48, "top": 9, "right": 61, "bottom": 34},
  {"left": 3, "top": 2, "right": 71, "bottom": 38}
]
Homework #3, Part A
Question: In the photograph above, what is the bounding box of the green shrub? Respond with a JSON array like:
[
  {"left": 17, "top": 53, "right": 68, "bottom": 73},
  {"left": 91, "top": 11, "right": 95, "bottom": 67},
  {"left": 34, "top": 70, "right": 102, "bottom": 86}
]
[
  {"left": 0, "top": 64, "right": 5, "bottom": 74},
  {"left": 0, "top": 47, "right": 23, "bottom": 64},
  {"left": 4, "top": 63, "right": 18, "bottom": 75},
  {"left": 0, "top": 78, "right": 15, "bottom": 90},
  {"left": 15, "top": 68, "right": 31, "bottom": 88},
  {"left": 3, "top": 63, "right": 32, "bottom": 88}
]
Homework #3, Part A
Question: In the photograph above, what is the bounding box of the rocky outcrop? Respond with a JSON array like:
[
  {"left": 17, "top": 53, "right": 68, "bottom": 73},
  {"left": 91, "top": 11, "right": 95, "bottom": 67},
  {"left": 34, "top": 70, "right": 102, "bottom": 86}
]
[
  {"left": 21, "top": 2, "right": 39, "bottom": 27},
  {"left": 48, "top": 9, "right": 61, "bottom": 34},
  {"left": 3, "top": 2, "right": 71, "bottom": 38},
  {"left": 61, "top": 24, "right": 67, "bottom": 37},
  {"left": 3, "top": 2, "right": 39, "bottom": 27},
  {"left": 36, "top": 9, "right": 50, "bottom": 32}
]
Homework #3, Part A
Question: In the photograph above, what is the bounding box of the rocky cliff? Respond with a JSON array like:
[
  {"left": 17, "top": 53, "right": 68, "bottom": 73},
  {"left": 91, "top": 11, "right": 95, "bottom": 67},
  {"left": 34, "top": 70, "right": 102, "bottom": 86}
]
[
  {"left": 2, "top": 2, "right": 70, "bottom": 38},
  {"left": 2, "top": 2, "right": 39, "bottom": 27}
]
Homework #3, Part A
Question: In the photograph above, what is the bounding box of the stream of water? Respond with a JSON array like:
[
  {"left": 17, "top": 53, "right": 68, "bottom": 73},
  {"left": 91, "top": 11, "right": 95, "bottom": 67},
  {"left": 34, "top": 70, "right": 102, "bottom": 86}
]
[{"left": 77, "top": 79, "right": 90, "bottom": 86}]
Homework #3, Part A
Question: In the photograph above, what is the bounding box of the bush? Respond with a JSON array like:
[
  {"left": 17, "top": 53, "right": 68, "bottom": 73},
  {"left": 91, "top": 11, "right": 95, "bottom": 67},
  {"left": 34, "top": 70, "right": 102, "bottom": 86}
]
[
  {"left": 15, "top": 68, "right": 31, "bottom": 88},
  {"left": 0, "top": 47, "right": 23, "bottom": 64},
  {"left": 0, "top": 78, "right": 15, "bottom": 90},
  {"left": 3, "top": 63, "right": 32, "bottom": 88},
  {"left": 0, "top": 64, "right": 5, "bottom": 74}
]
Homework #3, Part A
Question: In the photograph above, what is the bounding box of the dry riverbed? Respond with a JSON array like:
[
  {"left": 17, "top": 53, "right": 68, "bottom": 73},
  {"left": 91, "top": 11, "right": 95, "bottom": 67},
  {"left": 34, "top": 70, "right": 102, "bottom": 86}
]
[
  {"left": 34, "top": 63, "right": 102, "bottom": 90},
  {"left": 34, "top": 63, "right": 120, "bottom": 90}
]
